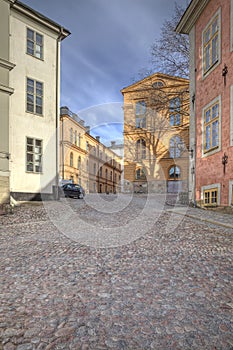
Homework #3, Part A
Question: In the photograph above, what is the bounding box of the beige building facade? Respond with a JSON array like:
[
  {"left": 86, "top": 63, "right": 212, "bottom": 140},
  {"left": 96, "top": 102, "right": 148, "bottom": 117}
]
[
  {"left": 122, "top": 73, "right": 190, "bottom": 194},
  {"left": 0, "top": 0, "right": 70, "bottom": 204},
  {"left": 60, "top": 107, "right": 122, "bottom": 194}
]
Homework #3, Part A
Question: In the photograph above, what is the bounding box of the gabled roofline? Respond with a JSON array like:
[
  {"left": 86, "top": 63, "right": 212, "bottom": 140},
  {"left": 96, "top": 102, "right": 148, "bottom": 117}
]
[
  {"left": 11, "top": 0, "right": 71, "bottom": 40},
  {"left": 176, "top": 0, "right": 210, "bottom": 34},
  {"left": 121, "top": 72, "right": 189, "bottom": 94}
]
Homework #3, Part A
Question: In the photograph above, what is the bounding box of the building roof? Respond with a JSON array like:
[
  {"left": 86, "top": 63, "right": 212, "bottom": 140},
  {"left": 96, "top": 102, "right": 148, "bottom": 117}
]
[
  {"left": 176, "top": 0, "right": 210, "bottom": 34},
  {"left": 11, "top": 0, "right": 71, "bottom": 39}
]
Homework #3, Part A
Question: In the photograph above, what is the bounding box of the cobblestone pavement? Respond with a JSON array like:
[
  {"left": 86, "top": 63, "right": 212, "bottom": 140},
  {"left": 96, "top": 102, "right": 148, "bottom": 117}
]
[{"left": 0, "top": 194, "right": 232, "bottom": 350}]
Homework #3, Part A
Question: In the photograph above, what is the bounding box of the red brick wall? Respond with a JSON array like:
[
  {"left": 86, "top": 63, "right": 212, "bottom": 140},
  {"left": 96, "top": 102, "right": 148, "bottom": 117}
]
[{"left": 195, "top": 0, "right": 233, "bottom": 205}]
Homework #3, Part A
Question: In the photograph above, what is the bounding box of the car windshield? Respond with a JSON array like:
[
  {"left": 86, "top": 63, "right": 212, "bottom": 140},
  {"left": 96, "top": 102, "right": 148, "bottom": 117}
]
[{"left": 66, "top": 184, "right": 80, "bottom": 189}]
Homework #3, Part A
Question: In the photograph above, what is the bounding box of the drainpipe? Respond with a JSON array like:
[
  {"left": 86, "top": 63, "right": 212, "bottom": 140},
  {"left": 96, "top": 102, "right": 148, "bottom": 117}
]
[{"left": 55, "top": 28, "right": 64, "bottom": 199}]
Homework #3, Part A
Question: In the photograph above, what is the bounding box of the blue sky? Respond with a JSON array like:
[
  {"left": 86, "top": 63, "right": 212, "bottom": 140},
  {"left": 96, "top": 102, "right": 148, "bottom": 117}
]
[{"left": 21, "top": 0, "right": 189, "bottom": 145}]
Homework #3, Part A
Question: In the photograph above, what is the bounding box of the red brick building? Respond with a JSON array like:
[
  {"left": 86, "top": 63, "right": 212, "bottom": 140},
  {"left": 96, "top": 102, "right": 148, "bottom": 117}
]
[{"left": 177, "top": 0, "right": 233, "bottom": 207}]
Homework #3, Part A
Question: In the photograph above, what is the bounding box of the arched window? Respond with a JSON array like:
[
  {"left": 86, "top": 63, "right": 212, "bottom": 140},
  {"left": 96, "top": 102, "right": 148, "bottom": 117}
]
[
  {"left": 136, "top": 139, "right": 146, "bottom": 160},
  {"left": 152, "top": 80, "right": 164, "bottom": 88},
  {"left": 77, "top": 156, "right": 81, "bottom": 169},
  {"left": 74, "top": 130, "right": 77, "bottom": 145},
  {"left": 70, "top": 152, "right": 73, "bottom": 167},
  {"left": 135, "top": 168, "right": 146, "bottom": 180},
  {"left": 105, "top": 169, "right": 108, "bottom": 179},
  {"left": 169, "top": 166, "right": 181, "bottom": 179},
  {"left": 169, "top": 136, "right": 182, "bottom": 158}
]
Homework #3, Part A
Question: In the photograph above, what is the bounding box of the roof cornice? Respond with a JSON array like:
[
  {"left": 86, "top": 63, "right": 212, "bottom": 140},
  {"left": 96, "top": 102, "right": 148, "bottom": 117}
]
[
  {"left": 176, "top": 0, "right": 210, "bottom": 34},
  {"left": 11, "top": 1, "right": 70, "bottom": 40}
]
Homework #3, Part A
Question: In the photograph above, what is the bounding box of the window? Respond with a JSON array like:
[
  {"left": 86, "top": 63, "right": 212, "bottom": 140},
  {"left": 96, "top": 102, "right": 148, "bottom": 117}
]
[
  {"left": 27, "top": 28, "right": 43, "bottom": 59},
  {"left": 203, "top": 13, "right": 220, "bottom": 74},
  {"left": 93, "top": 163, "right": 96, "bottom": 175},
  {"left": 78, "top": 133, "right": 81, "bottom": 147},
  {"left": 77, "top": 156, "right": 81, "bottom": 169},
  {"left": 26, "top": 78, "right": 43, "bottom": 115},
  {"left": 204, "top": 188, "right": 218, "bottom": 206},
  {"left": 169, "top": 98, "right": 181, "bottom": 126},
  {"left": 74, "top": 131, "right": 77, "bottom": 145},
  {"left": 136, "top": 139, "right": 146, "bottom": 160},
  {"left": 135, "top": 101, "right": 146, "bottom": 128},
  {"left": 26, "top": 137, "right": 42, "bottom": 173},
  {"left": 152, "top": 81, "right": 164, "bottom": 88},
  {"left": 169, "top": 166, "right": 181, "bottom": 179},
  {"left": 135, "top": 168, "right": 146, "bottom": 180},
  {"left": 86, "top": 141, "right": 89, "bottom": 151},
  {"left": 99, "top": 167, "right": 102, "bottom": 178},
  {"left": 231, "top": 86, "right": 233, "bottom": 146},
  {"left": 204, "top": 100, "right": 219, "bottom": 153},
  {"left": 169, "top": 136, "right": 182, "bottom": 158},
  {"left": 70, "top": 152, "right": 73, "bottom": 167},
  {"left": 110, "top": 171, "right": 112, "bottom": 180},
  {"left": 105, "top": 169, "right": 108, "bottom": 179},
  {"left": 231, "top": 0, "right": 233, "bottom": 51},
  {"left": 70, "top": 128, "right": 73, "bottom": 143}
]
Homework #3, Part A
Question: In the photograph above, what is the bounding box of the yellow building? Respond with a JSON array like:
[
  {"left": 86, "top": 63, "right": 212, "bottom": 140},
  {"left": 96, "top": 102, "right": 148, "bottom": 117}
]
[
  {"left": 60, "top": 107, "right": 122, "bottom": 193},
  {"left": 121, "top": 73, "right": 190, "bottom": 193}
]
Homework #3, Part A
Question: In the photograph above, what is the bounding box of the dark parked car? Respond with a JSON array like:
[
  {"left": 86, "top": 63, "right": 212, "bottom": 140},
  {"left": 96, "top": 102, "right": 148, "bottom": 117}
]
[{"left": 62, "top": 183, "right": 85, "bottom": 199}]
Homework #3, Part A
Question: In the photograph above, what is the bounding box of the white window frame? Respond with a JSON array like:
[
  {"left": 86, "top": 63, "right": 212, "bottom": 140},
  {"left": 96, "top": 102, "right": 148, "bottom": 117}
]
[
  {"left": 26, "top": 27, "right": 43, "bottom": 60},
  {"left": 202, "top": 8, "right": 221, "bottom": 78},
  {"left": 26, "top": 137, "right": 43, "bottom": 173},
  {"left": 231, "top": 0, "right": 233, "bottom": 52},
  {"left": 26, "top": 77, "right": 43, "bottom": 115},
  {"left": 230, "top": 85, "right": 233, "bottom": 146},
  {"left": 229, "top": 180, "right": 233, "bottom": 206},
  {"left": 201, "top": 183, "right": 221, "bottom": 206},
  {"left": 202, "top": 95, "right": 221, "bottom": 158}
]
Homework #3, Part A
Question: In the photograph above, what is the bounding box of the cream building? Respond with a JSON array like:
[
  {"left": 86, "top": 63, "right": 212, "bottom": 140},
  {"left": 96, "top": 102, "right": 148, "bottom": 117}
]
[
  {"left": 60, "top": 107, "right": 122, "bottom": 194},
  {"left": 0, "top": 0, "right": 70, "bottom": 203},
  {"left": 122, "top": 73, "right": 190, "bottom": 194}
]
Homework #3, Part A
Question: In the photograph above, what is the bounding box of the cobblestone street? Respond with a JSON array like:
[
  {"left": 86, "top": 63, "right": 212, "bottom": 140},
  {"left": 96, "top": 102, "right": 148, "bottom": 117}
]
[{"left": 0, "top": 194, "right": 232, "bottom": 350}]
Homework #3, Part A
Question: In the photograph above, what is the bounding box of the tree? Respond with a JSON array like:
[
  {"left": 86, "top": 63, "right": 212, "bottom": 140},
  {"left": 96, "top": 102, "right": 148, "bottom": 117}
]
[{"left": 150, "top": 3, "right": 189, "bottom": 78}]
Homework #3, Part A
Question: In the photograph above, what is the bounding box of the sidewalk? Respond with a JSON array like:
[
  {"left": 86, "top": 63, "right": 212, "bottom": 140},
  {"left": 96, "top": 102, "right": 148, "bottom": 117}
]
[{"left": 166, "top": 205, "right": 233, "bottom": 230}]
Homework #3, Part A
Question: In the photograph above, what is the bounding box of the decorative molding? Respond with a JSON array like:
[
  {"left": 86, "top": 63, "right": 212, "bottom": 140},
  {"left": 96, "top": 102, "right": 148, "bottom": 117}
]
[
  {"left": 0, "top": 58, "right": 15, "bottom": 71},
  {"left": 0, "top": 84, "right": 14, "bottom": 95},
  {"left": 176, "top": 0, "right": 210, "bottom": 34}
]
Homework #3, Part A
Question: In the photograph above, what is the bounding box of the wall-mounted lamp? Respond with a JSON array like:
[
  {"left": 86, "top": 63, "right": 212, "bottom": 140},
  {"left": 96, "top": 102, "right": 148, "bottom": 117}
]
[
  {"left": 222, "top": 64, "right": 228, "bottom": 86},
  {"left": 191, "top": 165, "right": 195, "bottom": 175},
  {"left": 222, "top": 152, "right": 228, "bottom": 174}
]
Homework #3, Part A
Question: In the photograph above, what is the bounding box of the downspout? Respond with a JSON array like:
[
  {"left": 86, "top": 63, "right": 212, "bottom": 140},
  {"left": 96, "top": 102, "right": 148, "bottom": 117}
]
[{"left": 55, "top": 28, "right": 64, "bottom": 199}]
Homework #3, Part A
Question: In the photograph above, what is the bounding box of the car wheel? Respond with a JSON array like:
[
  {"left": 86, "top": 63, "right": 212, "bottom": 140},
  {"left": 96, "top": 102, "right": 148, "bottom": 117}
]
[{"left": 78, "top": 193, "right": 84, "bottom": 199}]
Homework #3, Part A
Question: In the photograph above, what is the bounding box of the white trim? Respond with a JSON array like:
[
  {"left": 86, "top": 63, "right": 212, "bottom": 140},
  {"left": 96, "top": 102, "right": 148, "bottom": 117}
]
[
  {"left": 202, "top": 8, "right": 221, "bottom": 79},
  {"left": 231, "top": 0, "right": 233, "bottom": 52},
  {"left": 201, "top": 183, "right": 221, "bottom": 205},
  {"left": 202, "top": 95, "right": 222, "bottom": 158},
  {"left": 231, "top": 85, "right": 233, "bottom": 146},
  {"left": 229, "top": 180, "right": 233, "bottom": 206}
]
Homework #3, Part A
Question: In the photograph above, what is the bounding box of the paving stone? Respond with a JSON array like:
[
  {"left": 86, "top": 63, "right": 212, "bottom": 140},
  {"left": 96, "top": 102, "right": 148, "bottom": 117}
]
[{"left": 0, "top": 195, "right": 232, "bottom": 349}]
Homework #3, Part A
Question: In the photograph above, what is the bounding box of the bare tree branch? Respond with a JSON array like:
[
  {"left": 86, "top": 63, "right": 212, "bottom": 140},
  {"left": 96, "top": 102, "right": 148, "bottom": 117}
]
[{"left": 150, "top": 3, "right": 189, "bottom": 78}]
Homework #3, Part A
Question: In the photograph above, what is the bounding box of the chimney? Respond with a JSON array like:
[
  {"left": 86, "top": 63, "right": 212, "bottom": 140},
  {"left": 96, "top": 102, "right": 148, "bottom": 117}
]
[
  {"left": 111, "top": 141, "right": 116, "bottom": 147},
  {"left": 85, "top": 126, "right": 90, "bottom": 134},
  {"left": 96, "top": 136, "right": 100, "bottom": 142}
]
